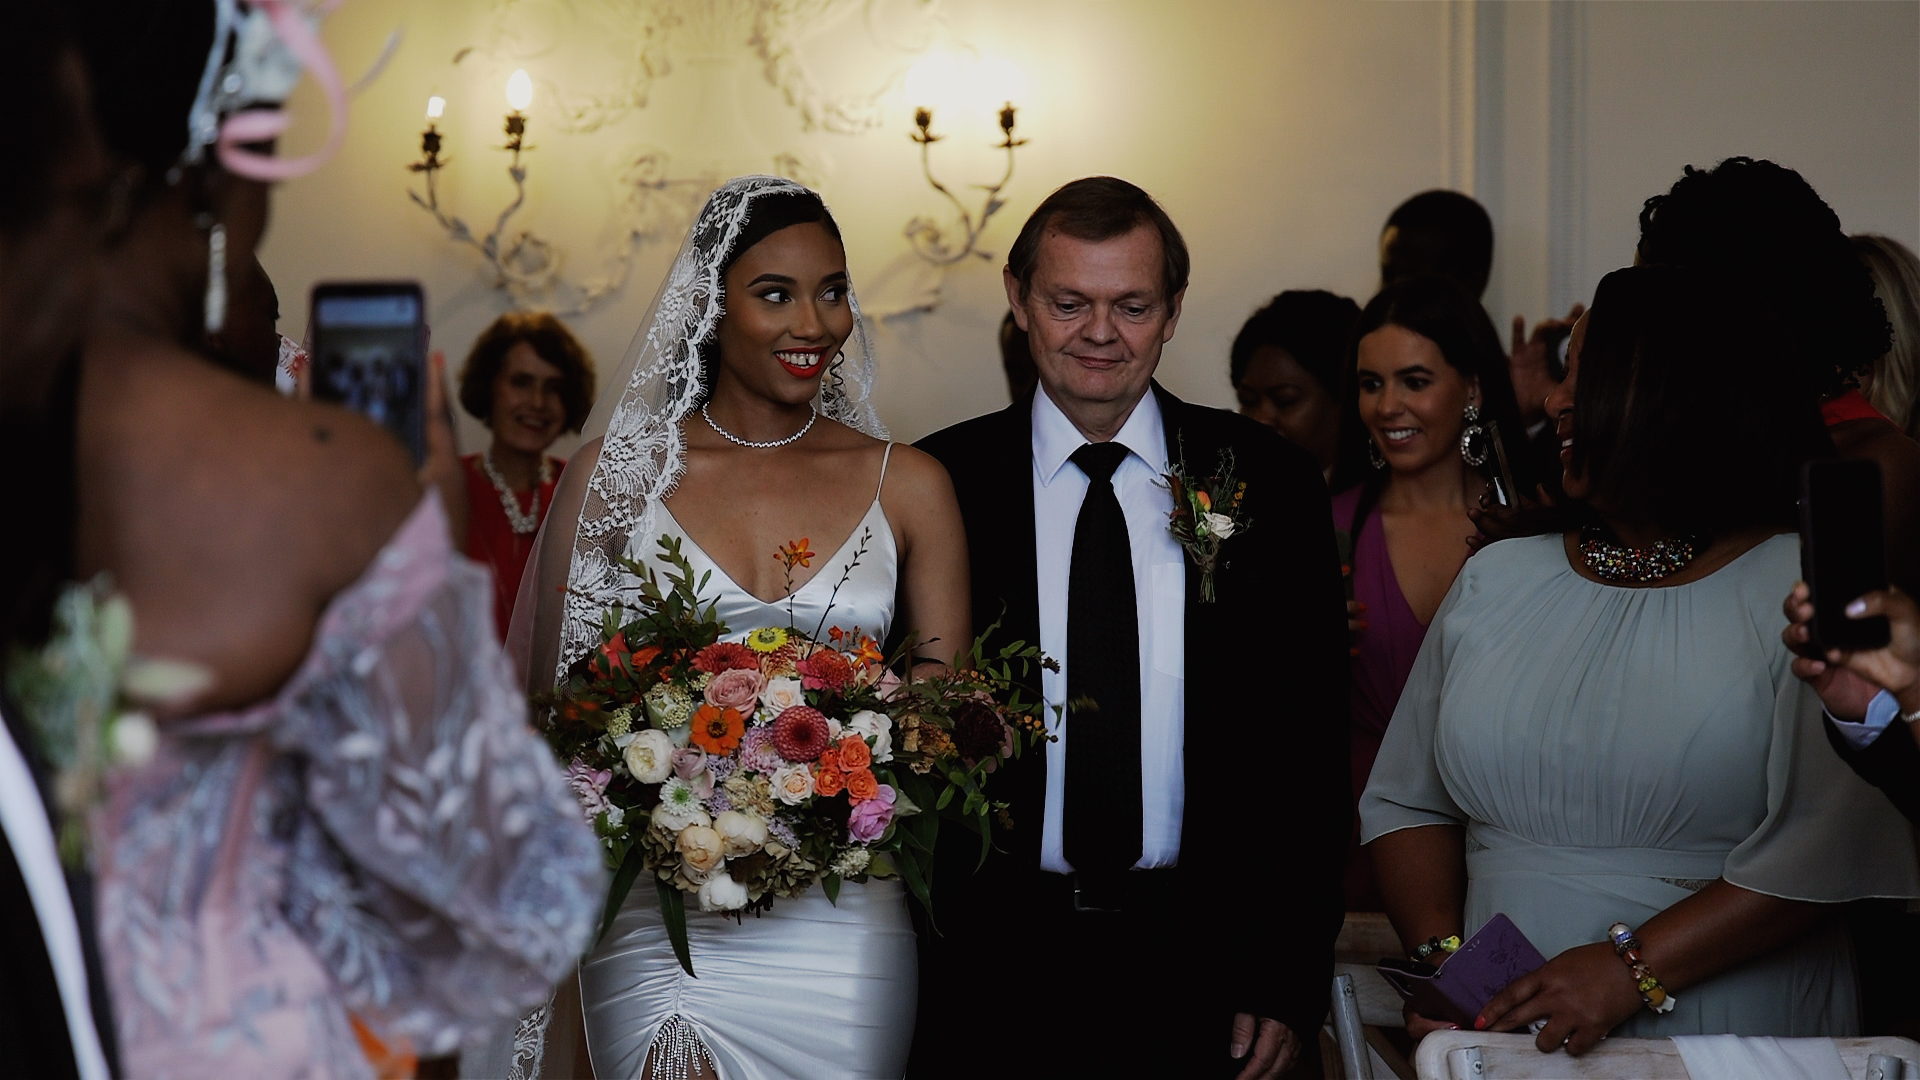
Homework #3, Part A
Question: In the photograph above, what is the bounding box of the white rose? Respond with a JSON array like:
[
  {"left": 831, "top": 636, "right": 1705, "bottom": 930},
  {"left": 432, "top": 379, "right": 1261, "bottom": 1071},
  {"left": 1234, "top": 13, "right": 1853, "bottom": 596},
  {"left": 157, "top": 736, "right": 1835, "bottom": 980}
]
[
  {"left": 760, "top": 677, "right": 806, "bottom": 714},
  {"left": 714, "top": 810, "right": 769, "bottom": 857},
  {"left": 1203, "top": 512, "right": 1236, "bottom": 539},
  {"left": 698, "top": 871, "right": 750, "bottom": 912},
  {"left": 110, "top": 712, "right": 159, "bottom": 767},
  {"left": 623, "top": 729, "right": 675, "bottom": 784},
  {"left": 770, "top": 763, "right": 815, "bottom": 805},
  {"left": 868, "top": 726, "right": 894, "bottom": 763},
  {"left": 676, "top": 824, "right": 726, "bottom": 873},
  {"left": 846, "top": 710, "right": 890, "bottom": 738}
]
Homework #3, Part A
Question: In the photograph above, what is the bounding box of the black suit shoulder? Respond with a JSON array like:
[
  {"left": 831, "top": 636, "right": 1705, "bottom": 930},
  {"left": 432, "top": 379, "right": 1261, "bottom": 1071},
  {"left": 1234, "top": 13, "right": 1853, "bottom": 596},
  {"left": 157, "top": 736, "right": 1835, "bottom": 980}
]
[{"left": 1824, "top": 713, "right": 1920, "bottom": 824}]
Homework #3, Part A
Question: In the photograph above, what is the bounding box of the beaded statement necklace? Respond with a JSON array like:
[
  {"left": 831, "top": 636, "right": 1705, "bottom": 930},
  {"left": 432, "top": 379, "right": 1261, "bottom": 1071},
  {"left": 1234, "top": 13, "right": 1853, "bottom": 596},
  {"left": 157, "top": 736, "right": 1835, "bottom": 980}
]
[
  {"left": 1577, "top": 526, "right": 1707, "bottom": 584},
  {"left": 479, "top": 451, "right": 554, "bottom": 535}
]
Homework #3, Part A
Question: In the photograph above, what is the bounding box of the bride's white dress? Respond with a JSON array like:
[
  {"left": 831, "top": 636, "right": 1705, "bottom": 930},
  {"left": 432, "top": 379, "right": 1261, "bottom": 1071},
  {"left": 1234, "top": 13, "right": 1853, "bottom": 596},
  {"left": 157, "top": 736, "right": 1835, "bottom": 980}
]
[{"left": 580, "top": 446, "right": 917, "bottom": 1080}]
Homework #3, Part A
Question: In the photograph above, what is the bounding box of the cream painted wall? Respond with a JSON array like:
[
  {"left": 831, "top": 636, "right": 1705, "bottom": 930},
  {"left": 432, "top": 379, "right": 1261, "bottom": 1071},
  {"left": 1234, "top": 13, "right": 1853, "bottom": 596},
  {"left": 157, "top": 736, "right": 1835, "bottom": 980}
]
[{"left": 260, "top": 0, "right": 1918, "bottom": 454}]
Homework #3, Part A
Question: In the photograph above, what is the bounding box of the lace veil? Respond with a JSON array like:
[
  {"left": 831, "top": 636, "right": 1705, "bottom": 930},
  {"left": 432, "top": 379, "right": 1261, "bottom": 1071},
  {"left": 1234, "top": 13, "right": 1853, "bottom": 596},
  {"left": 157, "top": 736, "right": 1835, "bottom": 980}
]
[
  {"left": 510, "top": 174, "right": 886, "bottom": 697},
  {"left": 490, "top": 175, "right": 886, "bottom": 1079}
]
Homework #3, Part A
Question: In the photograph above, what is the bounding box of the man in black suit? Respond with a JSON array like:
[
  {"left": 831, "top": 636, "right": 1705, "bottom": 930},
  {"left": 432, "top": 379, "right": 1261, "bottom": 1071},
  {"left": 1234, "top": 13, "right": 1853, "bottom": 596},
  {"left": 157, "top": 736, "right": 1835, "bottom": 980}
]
[
  {"left": 1786, "top": 582, "right": 1920, "bottom": 823},
  {"left": 912, "top": 177, "right": 1350, "bottom": 1078},
  {"left": 0, "top": 9, "right": 123, "bottom": 1077}
]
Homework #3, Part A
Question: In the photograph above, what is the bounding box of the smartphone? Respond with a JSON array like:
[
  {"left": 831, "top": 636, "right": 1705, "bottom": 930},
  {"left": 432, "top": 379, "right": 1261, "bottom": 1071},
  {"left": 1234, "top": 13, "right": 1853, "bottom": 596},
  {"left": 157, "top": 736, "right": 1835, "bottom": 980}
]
[
  {"left": 1486, "top": 424, "right": 1518, "bottom": 509},
  {"left": 308, "top": 282, "right": 428, "bottom": 463},
  {"left": 1799, "top": 458, "right": 1891, "bottom": 651}
]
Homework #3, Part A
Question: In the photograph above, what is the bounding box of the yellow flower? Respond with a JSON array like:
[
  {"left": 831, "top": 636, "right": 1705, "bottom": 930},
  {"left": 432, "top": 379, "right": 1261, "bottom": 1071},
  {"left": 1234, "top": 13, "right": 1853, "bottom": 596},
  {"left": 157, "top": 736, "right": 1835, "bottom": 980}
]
[{"left": 746, "top": 627, "right": 789, "bottom": 653}]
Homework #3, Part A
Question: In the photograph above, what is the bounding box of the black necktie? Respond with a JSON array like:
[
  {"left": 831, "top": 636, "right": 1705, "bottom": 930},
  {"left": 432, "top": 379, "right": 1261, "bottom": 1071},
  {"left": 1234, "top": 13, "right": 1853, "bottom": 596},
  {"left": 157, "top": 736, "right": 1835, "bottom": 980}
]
[{"left": 1064, "top": 442, "right": 1143, "bottom": 874}]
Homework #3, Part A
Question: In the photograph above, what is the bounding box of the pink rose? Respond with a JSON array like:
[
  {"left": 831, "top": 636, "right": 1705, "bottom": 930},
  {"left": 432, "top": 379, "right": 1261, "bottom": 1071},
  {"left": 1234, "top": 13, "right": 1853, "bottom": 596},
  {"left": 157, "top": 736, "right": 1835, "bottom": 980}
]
[
  {"left": 671, "top": 747, "right": 707, "bottom": 781},
  {"left": 705, "top": 667, "right": 765, "bottom": 713},
  {"left": 847, "top": 783, "right": 897, "bottom": 843}
]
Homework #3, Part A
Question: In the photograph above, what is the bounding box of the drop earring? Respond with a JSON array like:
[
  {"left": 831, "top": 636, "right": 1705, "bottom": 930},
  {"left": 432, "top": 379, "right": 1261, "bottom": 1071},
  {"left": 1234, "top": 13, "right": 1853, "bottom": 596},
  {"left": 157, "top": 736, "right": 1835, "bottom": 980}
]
[
  {"left": 1368, "top": 438, "right": 1387, "bottom": 470},
  {"left": 204, "top": 222, "right": 228, "bottom": 334},
  {"left": 1459, "top": 402, "right": 1489, "bottom": 466}
]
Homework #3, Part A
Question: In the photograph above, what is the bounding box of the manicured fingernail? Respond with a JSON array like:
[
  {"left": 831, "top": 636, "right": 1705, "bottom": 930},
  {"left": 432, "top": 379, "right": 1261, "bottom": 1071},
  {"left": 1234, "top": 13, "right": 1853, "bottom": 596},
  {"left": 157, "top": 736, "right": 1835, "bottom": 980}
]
[
  {"left": 1231, "top": 1042, "right": 1248, "bottom": 1057},
  {"left": 1357, "top": 602, "right": 1369, "bottom": 612},
  {"left": 1350, "top": 647, "right": 1361, "bottom": 657},
  {"left": 1448, "top": 1024, "right": 1461, "bottom": 1031},
  {"left": 1474, "top": 1017, "right": 1489, "bottom": 1030},
  {"left": 1847, "top": 598, "right": 1868, "bottom": 617},
  {"left": 1357, "top": 621, "right": 1370, "bottom": 631}
]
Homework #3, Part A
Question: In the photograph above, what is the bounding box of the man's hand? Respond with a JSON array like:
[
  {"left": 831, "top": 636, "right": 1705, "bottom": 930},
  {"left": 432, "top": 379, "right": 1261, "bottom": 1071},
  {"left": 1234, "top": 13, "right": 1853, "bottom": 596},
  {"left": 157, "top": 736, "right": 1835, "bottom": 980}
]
[
  {"left": 1509, "top": 306, "right": 1584, "bottom": 429},
  {"left": 1782, "top": 582, "right": 1920, "bottom": 718},
  {"left": 1230, "top": 1014, "right": 1298, "bottom": 1080},
  {"left": 1475, "top": 941, "right": 1642, "bottom": 1055}
]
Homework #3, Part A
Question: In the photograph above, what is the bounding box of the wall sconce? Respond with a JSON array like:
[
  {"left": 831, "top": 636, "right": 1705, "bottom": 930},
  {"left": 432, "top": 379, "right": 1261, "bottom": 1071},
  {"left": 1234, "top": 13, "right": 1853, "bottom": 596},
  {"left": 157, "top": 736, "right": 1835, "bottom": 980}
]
[
  {"left": 406, "top": 71, "right": 562, "bottom": 304},
  {"left": 902, "top": 52, "right": 1030, "bottom": 267}
]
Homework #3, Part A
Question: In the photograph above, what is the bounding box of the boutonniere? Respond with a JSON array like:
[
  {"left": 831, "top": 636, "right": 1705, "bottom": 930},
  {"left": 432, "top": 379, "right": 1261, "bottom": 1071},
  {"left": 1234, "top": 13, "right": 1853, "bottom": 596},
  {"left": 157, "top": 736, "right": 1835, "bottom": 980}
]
[
  {"left": 6, "top": 577, "right": 211, "bottom": 867},
  {"left": 1162, "top": 438, "right": 1250, "bottom": 603}
]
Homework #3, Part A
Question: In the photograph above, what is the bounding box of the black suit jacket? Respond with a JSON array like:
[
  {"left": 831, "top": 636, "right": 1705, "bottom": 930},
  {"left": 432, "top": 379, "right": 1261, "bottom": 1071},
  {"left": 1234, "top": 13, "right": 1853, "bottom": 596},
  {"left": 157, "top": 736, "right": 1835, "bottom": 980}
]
[
  {"left": 1825, "top": 713, "right": 1920, "bottom": 825},
  {"left": 914, "top": 383, "right": 1352, "bottom": 1039},
  {"left": 0, "top": 701, "right": 118, "bottom": 1078}
]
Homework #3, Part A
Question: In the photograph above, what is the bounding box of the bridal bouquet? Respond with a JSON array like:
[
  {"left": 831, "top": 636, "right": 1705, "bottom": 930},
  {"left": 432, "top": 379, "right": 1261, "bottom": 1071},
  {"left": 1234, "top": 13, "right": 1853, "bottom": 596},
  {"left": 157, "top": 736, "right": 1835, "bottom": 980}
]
[{"left": 538, "top": 534, "right": 1050, "bottom": 974}]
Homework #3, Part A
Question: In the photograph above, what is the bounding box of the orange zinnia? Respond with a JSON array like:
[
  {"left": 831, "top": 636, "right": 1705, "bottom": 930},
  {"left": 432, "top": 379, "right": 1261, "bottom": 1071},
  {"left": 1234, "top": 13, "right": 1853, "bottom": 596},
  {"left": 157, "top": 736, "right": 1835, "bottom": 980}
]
[
  {"left": 690, "top": 704, "right": 745, "bottom": 756},
  {"left": 837, "top": 735, "right": 871, "bottom": 771},
  {"left": 845, "top": 767, "right": 879, "bottom": 804}
]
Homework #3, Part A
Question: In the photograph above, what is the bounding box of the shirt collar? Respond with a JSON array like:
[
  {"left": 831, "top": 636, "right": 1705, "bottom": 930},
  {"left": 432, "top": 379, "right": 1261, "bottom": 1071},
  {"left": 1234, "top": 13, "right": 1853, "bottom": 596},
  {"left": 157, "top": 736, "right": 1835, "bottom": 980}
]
[{"left": 1032, "top": 383, "right": 1168, "bottom": 486}]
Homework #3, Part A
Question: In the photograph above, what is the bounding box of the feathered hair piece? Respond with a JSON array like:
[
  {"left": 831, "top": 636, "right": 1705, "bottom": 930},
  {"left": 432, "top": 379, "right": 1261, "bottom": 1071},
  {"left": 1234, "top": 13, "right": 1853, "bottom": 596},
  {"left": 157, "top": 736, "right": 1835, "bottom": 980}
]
[{"left": 182, "top": 0, "right": 347, "bottom": 181}]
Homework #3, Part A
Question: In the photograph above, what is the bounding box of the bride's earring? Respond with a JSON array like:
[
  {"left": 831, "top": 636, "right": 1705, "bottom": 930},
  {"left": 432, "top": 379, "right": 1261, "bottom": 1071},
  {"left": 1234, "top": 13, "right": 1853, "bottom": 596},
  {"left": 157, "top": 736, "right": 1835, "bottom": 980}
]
[
  {"left": 1367, "top": 437, "right": 1387, "bottom": 470},
  {"left": 203, "top": 221, "right": 228, "bottom": 334},
  {"left": 1459, "top": 402, "right": 1489, "bottom": 466}
]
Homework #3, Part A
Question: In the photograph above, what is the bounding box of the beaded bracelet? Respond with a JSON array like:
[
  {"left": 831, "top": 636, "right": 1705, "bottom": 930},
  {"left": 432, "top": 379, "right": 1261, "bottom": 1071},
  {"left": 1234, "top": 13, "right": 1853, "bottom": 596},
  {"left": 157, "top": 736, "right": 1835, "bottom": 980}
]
[
  {"left": 1410, "top": 935, "right": 1462, "bottom": 963},
  {"left": 1606, "top": 922, "right": 1677, "bottom": 1014}
]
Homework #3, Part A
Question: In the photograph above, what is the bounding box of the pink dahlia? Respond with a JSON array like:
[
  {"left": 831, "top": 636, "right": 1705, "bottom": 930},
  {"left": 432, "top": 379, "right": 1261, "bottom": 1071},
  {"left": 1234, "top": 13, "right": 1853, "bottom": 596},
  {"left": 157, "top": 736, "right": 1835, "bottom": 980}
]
[
  {"left": 693, "top": 642, "right": 760, "bottom": 674},
  {"left": 738, "top": 725, "right": 786, "bottom": 773},
  {"left": 771, "top": 706, "right": 832, "bottom": 763}
]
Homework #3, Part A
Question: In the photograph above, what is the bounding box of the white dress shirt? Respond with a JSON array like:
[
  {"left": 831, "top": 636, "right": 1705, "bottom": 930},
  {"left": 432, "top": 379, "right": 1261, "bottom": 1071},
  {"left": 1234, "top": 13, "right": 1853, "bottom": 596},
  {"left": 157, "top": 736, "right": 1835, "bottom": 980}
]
[
  {"left": 1032, "top": 386, "right": 1186, "bottom": 873},
  {"left": 1830, "top": 689, "right": 1904, "bottom": 750},
  {"left": 0, "top": 715, "right": 110, "bottom": 1080}
]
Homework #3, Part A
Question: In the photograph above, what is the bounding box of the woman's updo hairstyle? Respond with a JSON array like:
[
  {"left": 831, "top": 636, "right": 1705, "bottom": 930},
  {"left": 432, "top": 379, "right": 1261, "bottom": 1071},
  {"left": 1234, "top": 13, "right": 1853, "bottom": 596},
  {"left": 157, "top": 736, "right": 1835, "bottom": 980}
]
[
  {"left": 696, "top": 189, "right": 843, "bottom": 402},
  {"left": 76, "top": 0, "right": 218, "bottom": 194},
  {"left": 1637, "top": 157, "right": 1890, "bottom": 401},
  {"left": 1572, "top": 264, "right": 1830, "bottom": 536}
]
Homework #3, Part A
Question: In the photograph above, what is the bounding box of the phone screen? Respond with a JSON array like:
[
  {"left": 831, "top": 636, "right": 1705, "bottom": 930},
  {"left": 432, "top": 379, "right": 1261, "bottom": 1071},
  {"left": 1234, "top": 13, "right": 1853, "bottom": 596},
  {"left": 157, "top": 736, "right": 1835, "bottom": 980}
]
[
  {"left": 1799, "top": 458, "right": 1891, "bottom": 651},
  {"left": 309, "top": 283, "right": 427, "bottom": 463}
]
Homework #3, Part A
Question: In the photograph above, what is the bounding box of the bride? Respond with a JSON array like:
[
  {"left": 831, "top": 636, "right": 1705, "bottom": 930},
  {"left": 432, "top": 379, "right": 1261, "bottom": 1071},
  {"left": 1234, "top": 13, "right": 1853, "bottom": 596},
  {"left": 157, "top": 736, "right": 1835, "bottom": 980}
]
[{"left": 513, "top": 176, "right": 970, "bottom": 1079}]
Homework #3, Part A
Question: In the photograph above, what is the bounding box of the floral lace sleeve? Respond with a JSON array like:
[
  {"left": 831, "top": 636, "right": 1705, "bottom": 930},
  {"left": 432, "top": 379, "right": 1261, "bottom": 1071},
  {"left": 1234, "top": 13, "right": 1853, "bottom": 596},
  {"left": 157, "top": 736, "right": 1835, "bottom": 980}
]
[{"left": 267, "top": 492, "right": 603, "bottom": 1056}]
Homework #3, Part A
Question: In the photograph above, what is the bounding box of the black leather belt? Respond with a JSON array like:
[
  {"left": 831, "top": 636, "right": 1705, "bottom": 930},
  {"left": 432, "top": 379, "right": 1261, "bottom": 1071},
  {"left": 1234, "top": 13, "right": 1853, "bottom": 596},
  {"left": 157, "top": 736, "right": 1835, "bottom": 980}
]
[{"left": 1039, "top": 867, "right": 1183, "bottom": 914}]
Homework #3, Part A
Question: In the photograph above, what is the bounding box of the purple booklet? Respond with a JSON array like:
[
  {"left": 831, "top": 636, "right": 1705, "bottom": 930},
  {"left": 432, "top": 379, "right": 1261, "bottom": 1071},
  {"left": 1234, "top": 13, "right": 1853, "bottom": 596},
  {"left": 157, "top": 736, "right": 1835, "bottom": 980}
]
[{"left": 1375, "top": 913, "right": 1547, "bottom": 1027}]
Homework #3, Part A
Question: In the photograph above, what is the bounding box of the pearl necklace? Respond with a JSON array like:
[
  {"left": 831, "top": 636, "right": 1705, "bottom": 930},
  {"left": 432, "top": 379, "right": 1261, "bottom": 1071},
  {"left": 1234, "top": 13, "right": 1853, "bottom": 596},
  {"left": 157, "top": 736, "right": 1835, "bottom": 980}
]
[
  {"left": 479, "top": 451, "right": 553, "bottom": 535},
  {"left": 1577, "top": 526, "right": 1706, "bottom": 583},
  {"left": 702, "top": 402, "right": 815, "bottom": 449}
]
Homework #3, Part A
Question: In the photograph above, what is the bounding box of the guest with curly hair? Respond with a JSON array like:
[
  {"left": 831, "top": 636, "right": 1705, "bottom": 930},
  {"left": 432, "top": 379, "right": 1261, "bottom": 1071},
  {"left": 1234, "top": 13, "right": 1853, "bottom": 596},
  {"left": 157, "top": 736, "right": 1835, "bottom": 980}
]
[
  {"left": 1637, "top": 157, "right": 1920, "bottom": 591},
  {"left": 457, "top": 311, "right": 596, "bottom": 637}
]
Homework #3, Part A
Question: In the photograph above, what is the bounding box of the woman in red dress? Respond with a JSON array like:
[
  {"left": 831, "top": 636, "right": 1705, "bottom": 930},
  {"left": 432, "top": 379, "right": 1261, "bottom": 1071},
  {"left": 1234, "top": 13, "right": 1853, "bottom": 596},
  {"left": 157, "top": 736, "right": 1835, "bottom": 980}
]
[{"left": 458, "top": 312, "right": 596, "bottom": 637}]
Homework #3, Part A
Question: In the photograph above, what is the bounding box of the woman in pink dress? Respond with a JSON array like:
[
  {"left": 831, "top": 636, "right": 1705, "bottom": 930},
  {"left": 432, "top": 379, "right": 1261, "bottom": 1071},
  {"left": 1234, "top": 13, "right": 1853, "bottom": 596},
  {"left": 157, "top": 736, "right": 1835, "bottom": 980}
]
[
  {"left": 1332, "top": 277, "right": 1533, "bottom": 909},
  {"left": 66, "top": 5, "right": 603, "bottom": 1075}
]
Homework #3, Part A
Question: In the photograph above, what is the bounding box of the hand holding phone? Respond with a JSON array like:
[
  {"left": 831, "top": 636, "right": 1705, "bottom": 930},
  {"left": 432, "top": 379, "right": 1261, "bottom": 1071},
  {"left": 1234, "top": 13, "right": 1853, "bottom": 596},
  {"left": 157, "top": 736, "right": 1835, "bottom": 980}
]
[
  {"left": 1799, "top": 459, "right": 1891, "bottom": 652},
  {"left": 309, "top": 282, "right": 429, "bottom": 463}
]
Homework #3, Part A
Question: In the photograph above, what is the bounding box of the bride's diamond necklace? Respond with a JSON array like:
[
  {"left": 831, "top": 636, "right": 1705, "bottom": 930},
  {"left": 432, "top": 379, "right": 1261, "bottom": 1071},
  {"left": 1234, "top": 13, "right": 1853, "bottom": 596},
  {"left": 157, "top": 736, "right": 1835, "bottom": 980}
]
[
  {"left": 702, "top": 401, "right": 815, "bottom": 449},
  {"left": 479, "top": 450, "right": 553, "bottom": 535}
]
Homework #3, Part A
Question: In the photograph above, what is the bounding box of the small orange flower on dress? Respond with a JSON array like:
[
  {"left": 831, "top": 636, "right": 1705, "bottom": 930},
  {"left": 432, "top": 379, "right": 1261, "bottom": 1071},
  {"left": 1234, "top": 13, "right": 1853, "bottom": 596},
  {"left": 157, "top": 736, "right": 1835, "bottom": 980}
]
[
  {"left": 690, "top": 704, "right": 745, "bottom": 756},
  {"left": 776, "top": 538, "right": 816, "bottom": 571}
]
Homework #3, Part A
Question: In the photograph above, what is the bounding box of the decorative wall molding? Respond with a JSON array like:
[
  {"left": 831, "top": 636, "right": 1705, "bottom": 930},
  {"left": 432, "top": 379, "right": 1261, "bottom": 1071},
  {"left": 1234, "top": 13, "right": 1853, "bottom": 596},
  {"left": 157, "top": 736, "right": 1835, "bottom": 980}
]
[{"left": 1548, "top": 0, "right": 1589, "bottom": 316}]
